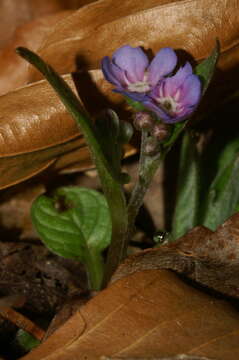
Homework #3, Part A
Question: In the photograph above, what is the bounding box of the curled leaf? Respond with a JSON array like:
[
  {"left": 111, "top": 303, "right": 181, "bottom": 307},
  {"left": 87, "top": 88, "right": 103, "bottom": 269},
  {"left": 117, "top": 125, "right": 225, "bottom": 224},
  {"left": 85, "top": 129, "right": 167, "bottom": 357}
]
[
  {"left": 0, "top": 70, "right": 124, "bottom": 189},
  {"left": 31, "top": 0, "right": 239, "bottom": 81},
  {"left": 0, "top": 11, "right": 72, "bottom": 95},
  {"left": 113, "top": 212, "right": 239, "bottom": 299}
]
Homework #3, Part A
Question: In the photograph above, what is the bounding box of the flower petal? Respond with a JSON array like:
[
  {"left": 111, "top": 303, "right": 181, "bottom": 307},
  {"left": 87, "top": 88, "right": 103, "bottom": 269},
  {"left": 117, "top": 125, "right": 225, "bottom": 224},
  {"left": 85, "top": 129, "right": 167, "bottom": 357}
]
[
  {"left": 143, "top": 98, "right": 172, "bottom": 123},
  {"left": 157, "top": 62, "right": 192, "bottom": 98},
  {"left": 112, "top": 45, "right": 149, "bottom": 83},
  {"left": 173, "top": 62, "right": 192, "bottom": 85},
  {"left": 114, "top": 89, "right": 148, "bottom": 102},
  {"left": 101, "top": 56, "right": 122, "bottom": 86},
  {"left": 180, "top": 74, "right": 201, "bottom": 106},
  {"left": 148, "top": 48, "right": 177, "bottom": 87}
]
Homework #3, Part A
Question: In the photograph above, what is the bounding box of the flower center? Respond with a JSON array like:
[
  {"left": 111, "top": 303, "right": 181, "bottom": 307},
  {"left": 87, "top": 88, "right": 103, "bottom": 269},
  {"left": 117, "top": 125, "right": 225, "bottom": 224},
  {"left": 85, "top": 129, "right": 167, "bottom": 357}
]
[
  {"left": 127, "top": 81, "right": 151, "bottom": 93},
  {"left": 157, "top": 96, "right": 180, "bottom": 116}
]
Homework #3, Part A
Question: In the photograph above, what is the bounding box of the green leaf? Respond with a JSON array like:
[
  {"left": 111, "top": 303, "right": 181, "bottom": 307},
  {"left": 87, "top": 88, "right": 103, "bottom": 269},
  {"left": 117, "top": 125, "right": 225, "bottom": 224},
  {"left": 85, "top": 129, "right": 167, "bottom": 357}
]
[
  {"left": 195, "top": 39, "right": 220, "bottom": 94},
  {"left": 202, "top": 138, "right": 239, "bottom": 230},
  {"left": 171, "top": 132, "right": 200, "bottom": 240},
  {"left": 95, "top": 109, "right": 133, "bottom": 181},
  {"left": 31, "top": 187, "right": 111, "bottom": 289},
  {"left": 16, "top": 330, "right": 41, "bottom": 351}
]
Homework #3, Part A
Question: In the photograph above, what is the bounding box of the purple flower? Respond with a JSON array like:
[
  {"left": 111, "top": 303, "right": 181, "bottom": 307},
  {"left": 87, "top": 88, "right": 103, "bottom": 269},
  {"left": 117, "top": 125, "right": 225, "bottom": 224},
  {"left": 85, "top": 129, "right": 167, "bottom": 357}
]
[
  {"left": 101, "top": 45, "right": 177, "bottom": 102},
  {"left": 143, "top": 62, "right": 201, "bottom": 123}
]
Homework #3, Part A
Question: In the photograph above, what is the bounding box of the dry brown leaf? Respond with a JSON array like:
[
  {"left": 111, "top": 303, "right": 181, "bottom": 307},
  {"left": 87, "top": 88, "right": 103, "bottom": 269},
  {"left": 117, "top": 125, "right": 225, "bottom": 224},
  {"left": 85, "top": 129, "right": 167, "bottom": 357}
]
[
  {"left": 0, "top": 11, "right": 72, "bottom": 96},
  {"left": 0, "top": 70, "right": 127, "bottom": 189},
  {"left": 113, "top": 213, "right": 239, "bottom": 299},
  {"left": 0, "top": 0, "right": 89, "bottom": 50},
  {"left": 0, "top": 0, "right": 98, "bottom": 94},
  {"left": 102, "top": 356, "right": 216, "bottom": 360},
  {"left": 30, "top": 0, "right": 239, "bottom": 81},
  {"left": 20, "top": 270, "right": 239, "bottom": 360},
  {"left": 0, "top": 182, "right": 45, "bottom": 239}
]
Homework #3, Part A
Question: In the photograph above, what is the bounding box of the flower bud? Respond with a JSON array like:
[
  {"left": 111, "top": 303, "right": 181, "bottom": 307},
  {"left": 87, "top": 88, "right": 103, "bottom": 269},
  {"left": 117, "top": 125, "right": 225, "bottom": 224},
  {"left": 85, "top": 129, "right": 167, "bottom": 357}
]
[
  {"left": 151, "top": 123, "right": 169, "bottom": 141},
  {"left": 144, "top": 137, "right": 159, "bottom": 155},
  {"left": 133, "top": 112, "right": 154, "bottom": 131}
]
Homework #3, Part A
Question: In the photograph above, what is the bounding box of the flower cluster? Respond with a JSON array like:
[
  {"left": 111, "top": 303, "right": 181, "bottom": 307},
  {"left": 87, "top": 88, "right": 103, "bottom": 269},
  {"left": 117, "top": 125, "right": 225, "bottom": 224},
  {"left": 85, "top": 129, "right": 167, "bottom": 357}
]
[{"left": 101, "top": 45, "right": 201, "bottom": 124}]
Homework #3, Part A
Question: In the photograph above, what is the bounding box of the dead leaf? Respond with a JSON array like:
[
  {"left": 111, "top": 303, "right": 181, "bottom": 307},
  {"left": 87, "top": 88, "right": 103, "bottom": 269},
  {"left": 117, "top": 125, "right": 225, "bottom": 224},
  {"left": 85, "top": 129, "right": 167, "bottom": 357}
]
[
  {"left": 0, "top": 0, "right": 98, "bottom": 94},
  {"left": 113, "top": 213, "right": 239, "bottom": 299},
  {"left": 20, "top": 270, "right": 239, "bottom": 360},
  {"left": 0, "top": 182, "right": 45, "bottom": 239},
  {"left": 0, "top": 70, "right": 124, "bottom": 189},
  {"left": 102, "top": 356, "right": 216, "bottom": 360},
  {"left": 0, "top": 11, "right": 72, "bottom": 96},
  {"left": 0, "top": 0, "right": 88, "bottom": 50},
  {"left": 30, "top": 0, "right": 239, "bottom": 81}
]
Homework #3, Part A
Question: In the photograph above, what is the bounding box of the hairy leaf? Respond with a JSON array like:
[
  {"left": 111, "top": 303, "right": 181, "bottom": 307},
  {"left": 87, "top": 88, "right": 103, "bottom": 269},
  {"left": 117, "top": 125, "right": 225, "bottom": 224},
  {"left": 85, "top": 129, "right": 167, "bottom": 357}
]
[
  {"left": 32, "top": 186, "right": 111, "bottom": 289},
  {"left": 195, "top": 41, "right": 219, "bottom": 95},
  {"left": 171, "top": 133, "right": 200, "bottom": 240},
  {"left": 31, "top": 187, "right": 111, "bottom": 260},
  {"left": 94, "top": 109, "right": 133, "bottom": 180},
  {"left": 203, "top": 138, "right": 239, "bottom": 230}
]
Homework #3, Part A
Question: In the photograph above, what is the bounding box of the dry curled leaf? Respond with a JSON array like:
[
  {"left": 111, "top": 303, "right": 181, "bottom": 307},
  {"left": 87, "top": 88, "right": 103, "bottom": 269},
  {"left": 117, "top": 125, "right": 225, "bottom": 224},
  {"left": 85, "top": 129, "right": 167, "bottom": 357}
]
[
  {"left": 20, "top": 270, "right": 239, "bottom": 360},
  {"left": 0, "top": 0, "right": 89, "bottom": 50},
  {"left": 0, "top": 182, "right": 45, "bottom": 239},
  {"left": 113, "top": 213, "right": 239, "bottom": 299},
  {"left": 102, "top": 356, "right": 216, "bottom": 360},
  {"left": 0, "top": 70, "right": 124, "bottom": 190},
  {"left": 0, "top": 0, "right": 98, "bottom": 94},
  {"left": 0, "top": 11, "right": 72, "bottom": 96},
  {"left": 30, "top": 0, "right": 239, "bottom": 82}
]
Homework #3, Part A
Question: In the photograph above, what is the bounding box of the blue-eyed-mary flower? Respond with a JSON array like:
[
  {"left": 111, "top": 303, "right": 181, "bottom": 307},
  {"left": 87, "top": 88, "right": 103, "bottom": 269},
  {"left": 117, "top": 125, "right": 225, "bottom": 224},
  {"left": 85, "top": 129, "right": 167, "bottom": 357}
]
[
  {"left": 143, "top": 62, "right": 201, "bottom": 123},
  {"left": 101, "top": 45, "right": 177, "bottom": 102}
]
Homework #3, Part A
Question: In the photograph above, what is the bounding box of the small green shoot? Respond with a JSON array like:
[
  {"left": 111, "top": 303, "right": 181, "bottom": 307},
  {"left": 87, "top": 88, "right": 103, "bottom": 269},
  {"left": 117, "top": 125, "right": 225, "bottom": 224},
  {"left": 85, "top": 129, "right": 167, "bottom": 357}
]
[{"left": 31, "top": 187, "right": 111, "bottom": 290}]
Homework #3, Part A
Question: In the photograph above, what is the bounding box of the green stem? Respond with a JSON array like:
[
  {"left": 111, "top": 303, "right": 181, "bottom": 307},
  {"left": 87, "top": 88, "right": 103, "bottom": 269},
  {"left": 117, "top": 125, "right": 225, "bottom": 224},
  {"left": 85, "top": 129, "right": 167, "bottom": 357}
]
[
  {"left": 123, "top": 131, "right": 164, "bottom": 253},
  {"left": 85, "top": 251, "right": 104, "bottom": 291},
  {"left": 102, "top": 178, "right": 128, "bottom": 287}
]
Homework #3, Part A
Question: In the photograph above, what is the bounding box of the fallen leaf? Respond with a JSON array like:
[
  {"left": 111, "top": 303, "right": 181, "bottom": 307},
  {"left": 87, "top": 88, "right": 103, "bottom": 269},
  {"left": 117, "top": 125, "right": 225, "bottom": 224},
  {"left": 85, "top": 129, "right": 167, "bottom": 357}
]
[
  {"left": 30, "top": 0, "right": 239, "bottom": 81},
  {"left": 0, "top": 0, "right": 99, "bottom": 95},
  {"left": 0, "top": 182, "right": 45, "bottom": 239},
  {"left": 20, "top": 270, "right": 239, "bottom": 360},
  {"left": 0, "top": 11, "right": 72, "bottom": 95},
  {"left": 113, "top": 213, "right": 239, "bottom": 299},
  {"left": 0, "top": 0, "right": 88, "bottom": 50},
  {"left": 0, "top": 70, "right": 124, "bottom": 190},
  {"left": 102, "top": 356, "right": 216, "bottom": 360}
]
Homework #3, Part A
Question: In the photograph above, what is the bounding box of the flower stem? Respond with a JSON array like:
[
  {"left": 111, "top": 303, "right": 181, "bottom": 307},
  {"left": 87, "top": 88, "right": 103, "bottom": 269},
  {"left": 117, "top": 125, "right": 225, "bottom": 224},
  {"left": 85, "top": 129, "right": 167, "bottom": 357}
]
[
  {"left": 123, "top": 131, "right": 165, "bottom": 254},
  {"left": 85, "top": 251, "right": 104, "bottom": 291},
  {"left": 102, "top": 180, "right": 128, "bottom": 287}
]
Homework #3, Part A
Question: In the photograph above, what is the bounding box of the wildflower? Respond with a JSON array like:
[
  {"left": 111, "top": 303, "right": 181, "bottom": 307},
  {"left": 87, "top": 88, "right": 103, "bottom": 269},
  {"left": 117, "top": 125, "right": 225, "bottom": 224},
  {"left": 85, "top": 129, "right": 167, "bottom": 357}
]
[
  {"left": 143, "top": 62, "right": 201, "bottom": 123},
  {"left": 101, "top": 45, "right": 177, "bottom": 101}
]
